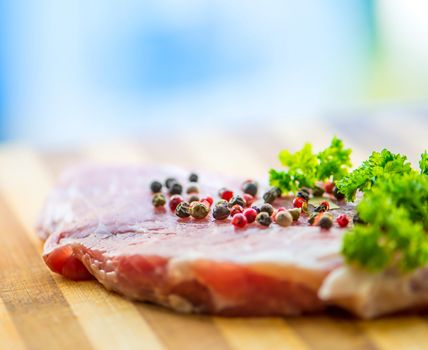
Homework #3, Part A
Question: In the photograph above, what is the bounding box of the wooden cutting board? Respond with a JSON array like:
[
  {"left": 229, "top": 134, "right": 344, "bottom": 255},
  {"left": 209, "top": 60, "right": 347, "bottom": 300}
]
[{"left": 1, "top": 115, "right": 427, "bottom": 350}]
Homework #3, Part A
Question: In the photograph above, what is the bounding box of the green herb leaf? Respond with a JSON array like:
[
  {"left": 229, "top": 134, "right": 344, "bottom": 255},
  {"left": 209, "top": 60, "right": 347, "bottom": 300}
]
[
  {"left": 420, "top": 151, "right": 428, "bottom": 175},
  {"left": 317, "top": 136, "right": 352, "bottom": 182}
]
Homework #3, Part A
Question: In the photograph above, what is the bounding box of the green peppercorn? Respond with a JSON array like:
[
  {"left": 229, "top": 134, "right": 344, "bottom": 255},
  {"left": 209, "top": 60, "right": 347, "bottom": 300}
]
[
  {"left": 176, "top": 201, "right": 191, "bottom": 218},
  {"left": 213, "top": 205, "right": 230, "bottom": 220},
  {"left": 318, "top": 214, "right": 333, "bottom": 229},
  {"left": 333, "top": 186, "right": 345, "bottom": 200},
  {"left": 189, "top": 173, "right": 198, "bottom": 182},
  {"left": 186, "top": 185, "right": 199, "bottom": 194},
  {"left": 228, "top": 195, "right": 246, "bottom": 208},
  {"left": 150, "top": 180, "right": 163, "bottom": 193},
  {"left": 260, "top": 203, "right": 274, "bottom": 216},
  {"left": 242, "top": 181, "right": 258, "bottom": 196},
  {"left": 216, "top": 199, "right": 229, "bottom": 207},
  {"left": 169, "top": 182, "right": 183, "bottom": 195},
  {"left": 165, "top": 177, "right": 177, "bottom": 189},
  {"left": 152, "top": 193, "right": 166, "bottom": 207},
  {"left": 296, "top": 190, "right": 309, "bottom": 201},
  {"left": 190, "top": 202, "right": 209, "bottom": 219},
  {"left": 312, "top": 185, "right": 325, "bottom": 197},
  {"left": 288, "top": 208, "right": 301, "bottom": 221},
  {"left": 188, "top": 194, "right": 200, "bottom": 203},
  {"left": 275, "top": 211, "right": 293, "bottom": 227},
  {"left": 256, "top": 212, "right": 272, "bottom": 226}
]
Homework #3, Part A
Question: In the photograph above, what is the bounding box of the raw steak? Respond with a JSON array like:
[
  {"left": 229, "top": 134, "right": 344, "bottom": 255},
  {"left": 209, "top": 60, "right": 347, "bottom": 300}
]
[{"left": 38, "top": 165, "right": 428, "bottom": 318}]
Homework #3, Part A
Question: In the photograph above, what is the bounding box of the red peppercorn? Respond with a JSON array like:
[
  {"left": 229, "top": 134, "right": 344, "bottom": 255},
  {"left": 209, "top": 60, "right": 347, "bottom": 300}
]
[
  {"left": 293, "top": 197, "right": 306, "bottom": 208},
  {"left": 337, "top": 214, "right": 349, "bottom": 228},
  {"left": 320, "top": 200, "right": 330, "bottom": 210},
  {"left": 219, "top": 188, "right": 234, "bottom": 201},
  {"left": 324, "top": 181, "right": 335, "bottom": 194},
  {"left": 201, "top": 196, "right": 214, "bottom": 207},
  {"left": 243, "top": 208, "right": 257, "bottom": 223},
  {"left": 230, "top": 204, "right": 244, "bottom": 217},
  {"left": 169, "top": 195, "right": 183, "bottom": 212},
  {"left": 276, "top": 207, "right": 286, "bottom": 212},
  {"left": 242, "top": 193, "right": 255, "bottom": 207},
  {"left": 231, "top": 213, "right": 247, "bottom": 228}
]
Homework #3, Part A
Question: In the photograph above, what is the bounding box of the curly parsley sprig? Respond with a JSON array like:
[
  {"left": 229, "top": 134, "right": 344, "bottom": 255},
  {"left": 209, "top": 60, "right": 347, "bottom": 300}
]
[{"left": 269, "top": 137, "right": 352, "bottom": 193}]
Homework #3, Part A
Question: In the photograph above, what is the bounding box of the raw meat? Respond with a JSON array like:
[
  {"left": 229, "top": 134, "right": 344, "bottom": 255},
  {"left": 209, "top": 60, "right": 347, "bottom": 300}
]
[{"left": 37, "top": 165, "right": 345, "bottom": 316}]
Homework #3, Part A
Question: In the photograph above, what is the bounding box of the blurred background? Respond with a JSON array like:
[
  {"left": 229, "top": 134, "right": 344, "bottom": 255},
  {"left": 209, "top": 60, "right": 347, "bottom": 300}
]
[{"left": 0, "top": 0, "right": 427, "bottom": 149}]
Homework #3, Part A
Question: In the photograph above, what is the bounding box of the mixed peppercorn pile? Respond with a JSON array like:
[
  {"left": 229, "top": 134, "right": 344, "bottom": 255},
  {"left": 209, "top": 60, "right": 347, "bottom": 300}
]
[{"left": 149, "top": 172, "right": 350, "bottom": 230}]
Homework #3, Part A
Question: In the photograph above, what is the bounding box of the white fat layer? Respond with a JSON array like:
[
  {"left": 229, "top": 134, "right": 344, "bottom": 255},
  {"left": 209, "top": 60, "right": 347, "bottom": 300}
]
[{"left": 319, "top": 265, "right": 428, "bottom": 319}]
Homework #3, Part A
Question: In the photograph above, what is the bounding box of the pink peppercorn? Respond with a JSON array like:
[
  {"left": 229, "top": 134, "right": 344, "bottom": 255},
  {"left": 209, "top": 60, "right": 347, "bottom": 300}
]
[
  {"left": 242, "top": 193, "right": 255, "bottom": 207},
  {"left": 324, "top": 181, "right": 335, "bottom": 194},
  {"left": 243, "top": 208, "right": 257, "bottom": 223},
  {"left": 201, "top": 196, "right": 214, "bottom": 207},
  {"left": 337, "top": 214, "right": 349, "bottom": 228},
  {"left": 169, "top": 195, "right": 184, "bottom": 212},
  {"left": 230, "top": 204, "right": 244, "bottom": 217},
  {"left": 231, "top": 213, "right": 247, "bottom": 228},
  {"left": 219, "top": 188, "right": 234, "bottom": 201},
  {"left": 293, "top": 197, "right": 306, "bottom": 208}
]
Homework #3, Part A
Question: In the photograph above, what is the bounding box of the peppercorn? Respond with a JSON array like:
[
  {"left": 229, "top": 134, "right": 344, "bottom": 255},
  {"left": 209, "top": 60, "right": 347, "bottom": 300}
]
[
  {"left": 186, "top": 185, "right": 199, "bottom": 194},
  {"left": 190, "top": 202, "right": 209, "bottom": 219},
  {"left": 176, "top": 201, "right": 191, "bottom": 218},
  {"left": 324, "top": 181, "right": 334, "bottom": 194},
  {"left": 243, "top": 208, "right": 257, "bottom": 223},
  {"left": 219, "top": 188, "right": 234, "bottom": 201},
  {"left": 216, "top": 199, "right": 229, "bottom": 207},
  {"left": 165, "top": 177, "right": 177, "bottom": 189},
  {"left": 201, "top": 196, "right": 213, "bottom": 207},
  {"left": 188, "top": 173, "right": 198, "bottom": 182},
  {"left": 251, "top": 205, "right": 261, "bottom": 214},
  {"left": 333, "top": 186, "right": 345, "bottom": 201},
  {"left": 188, "top": 194, "right": 200, "bottom": 203},
  {"left": 230, "top": 204, "right": 244, "bottom": 217},
  {"left": 242, "top": 193, "right": 255, "bottom": 207},
  {"left": 318, "top": 214, "right": 333, "bottom": 230},
  {"left": 337, "top": 214, "right": 349, "bottom": 228},
  {"left": 242, "top": 181, "right": 258, "bottom": 196},
  {"left": 263, "top": 190, "right": 276, "bottom": 204},
  {"left": 314, "top": 201, "right": 330, "bottom": 213},
  {"left": 231, "top": 213, "right": 247, "bottom": 228},
  {"left": 260, "top": 203, "right": 274, "bottom": 216},
  {"left": 169, "top": 195, "right": 183, "bottom": 212},
  {"left": 213, "top": 205, "right": 230, "bottom": 220},
  {"left": 150, "top": 180, "right": 163, "bottom": 193},
  {"left": 272, "top": 186, "right": 282, "bottom": 198},
  {"left": 256, "top": 212, "right": 272, "bottom": 226},
  {"left": 276, "top": 207, "right": 286, "bottom": 213},
  {"left": 301, "top": 201, "right": 309, "bottom": 213},
  {"left": 312, "top": 185, "right": 325, "bottom": 197},
  {"left": 293, "top": 197, "right": 306, "bottom": 208},
  {"left": 228, "top": 195, "right": 246, "bottom": 208},
  {"left": 275, "top": 211, "right": 293, "bottom": 227},
  {"left": 296, "top": 190, "right": 310, "bottom": 201},
  {"left": 152, "top": 193, "right": 166, "bottom": 207},
  {"left": 169, "top": 182, "right": 183, "bottom": 195},
  {"left": 288, "top": 208, "right": 301, "bottom": 221}
]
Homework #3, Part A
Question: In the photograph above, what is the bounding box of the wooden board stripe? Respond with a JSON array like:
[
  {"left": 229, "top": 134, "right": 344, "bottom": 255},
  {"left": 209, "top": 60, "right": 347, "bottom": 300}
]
[
  {"left": 0, "top": 196, "right": 93, "bottom": 350},
  {"left": 0, "top": 298, "right": 26, "bottom": 350},
  {"left": 0, "top": 146, "right": 164, "bottom": 350}
]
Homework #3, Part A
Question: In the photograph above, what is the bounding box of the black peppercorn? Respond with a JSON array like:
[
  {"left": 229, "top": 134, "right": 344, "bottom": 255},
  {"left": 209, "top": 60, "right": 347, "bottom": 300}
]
[
  {"left": 333, "top": 186, "right": 345, "bottom": 200},
  {"left": 186, "top": 185, "right": 199, "bottom": 194},
  {"left": 314, "top": 203, "right": 328, "bottom": 213},
  {"left": 260, "top": 203, "right": 274, "bottom": 216},
  {"left": 169, "top": 182, "right": 183, "bottom": 195},
  {"left": 242, "top": 182, "right": 258, "bottom": 196},
  {"left": 251, "top": 205, "right": 261, "bottom": 214},
  {"left": 152, "top": 193, "right": 166, "bottom": 207},
  {"left": 296, "top": 190, "right": 310, "bottom": 202},
  {"left": 188, "top": 194, "right": 200, "bottom": 203},
  {"left": 150, "top": 180, "right": 162, "bottom": 193},
  {"left": 272, "top": 186, "right": 282, "bottom": 198},
  {"left": 213, "top": 205, "right": 230, "bottom": 220},
  {"left": 176, "top": 202, "right": 191, "bottom": 218},
  {"left": 189, "top": 173, "right": 198, "bottom": 182},
  {"left": 312, "top": 185, "right": 325, "bottom": 197},
  {"left": 318, "top": 214, "right": 333, "bottom": 229},
  {"left": 353, "top": 213, "right": 365, "bottom": 225},
  {"left": 256, "top": 212, "right": 272, "bottom": 226},
  {"left": 228, "top": 195, "right": 246, "bottom": 208},
  {"left": 308, "top": 212, "right": 319, "bottom": 225},
  {"left": 263, "top": 190, "right": 277, "bottom": 204},
  {"left": 165, "top": 177, "right": 177, "bottom": 189}
]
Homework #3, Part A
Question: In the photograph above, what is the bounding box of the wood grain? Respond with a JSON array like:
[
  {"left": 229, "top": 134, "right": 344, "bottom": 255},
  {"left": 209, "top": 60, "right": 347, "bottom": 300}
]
[{"left": 0, "top": 118, "right": 427, "bottom": 349}]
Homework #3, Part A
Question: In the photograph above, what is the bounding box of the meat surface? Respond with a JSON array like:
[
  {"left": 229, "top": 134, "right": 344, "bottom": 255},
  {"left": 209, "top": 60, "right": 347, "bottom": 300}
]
[
  {"left": 37, "top": 165, "right": 428, "bottom": 318},
  {"left": 37, "top": 165, "right": 346, "bottom": 316}
]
